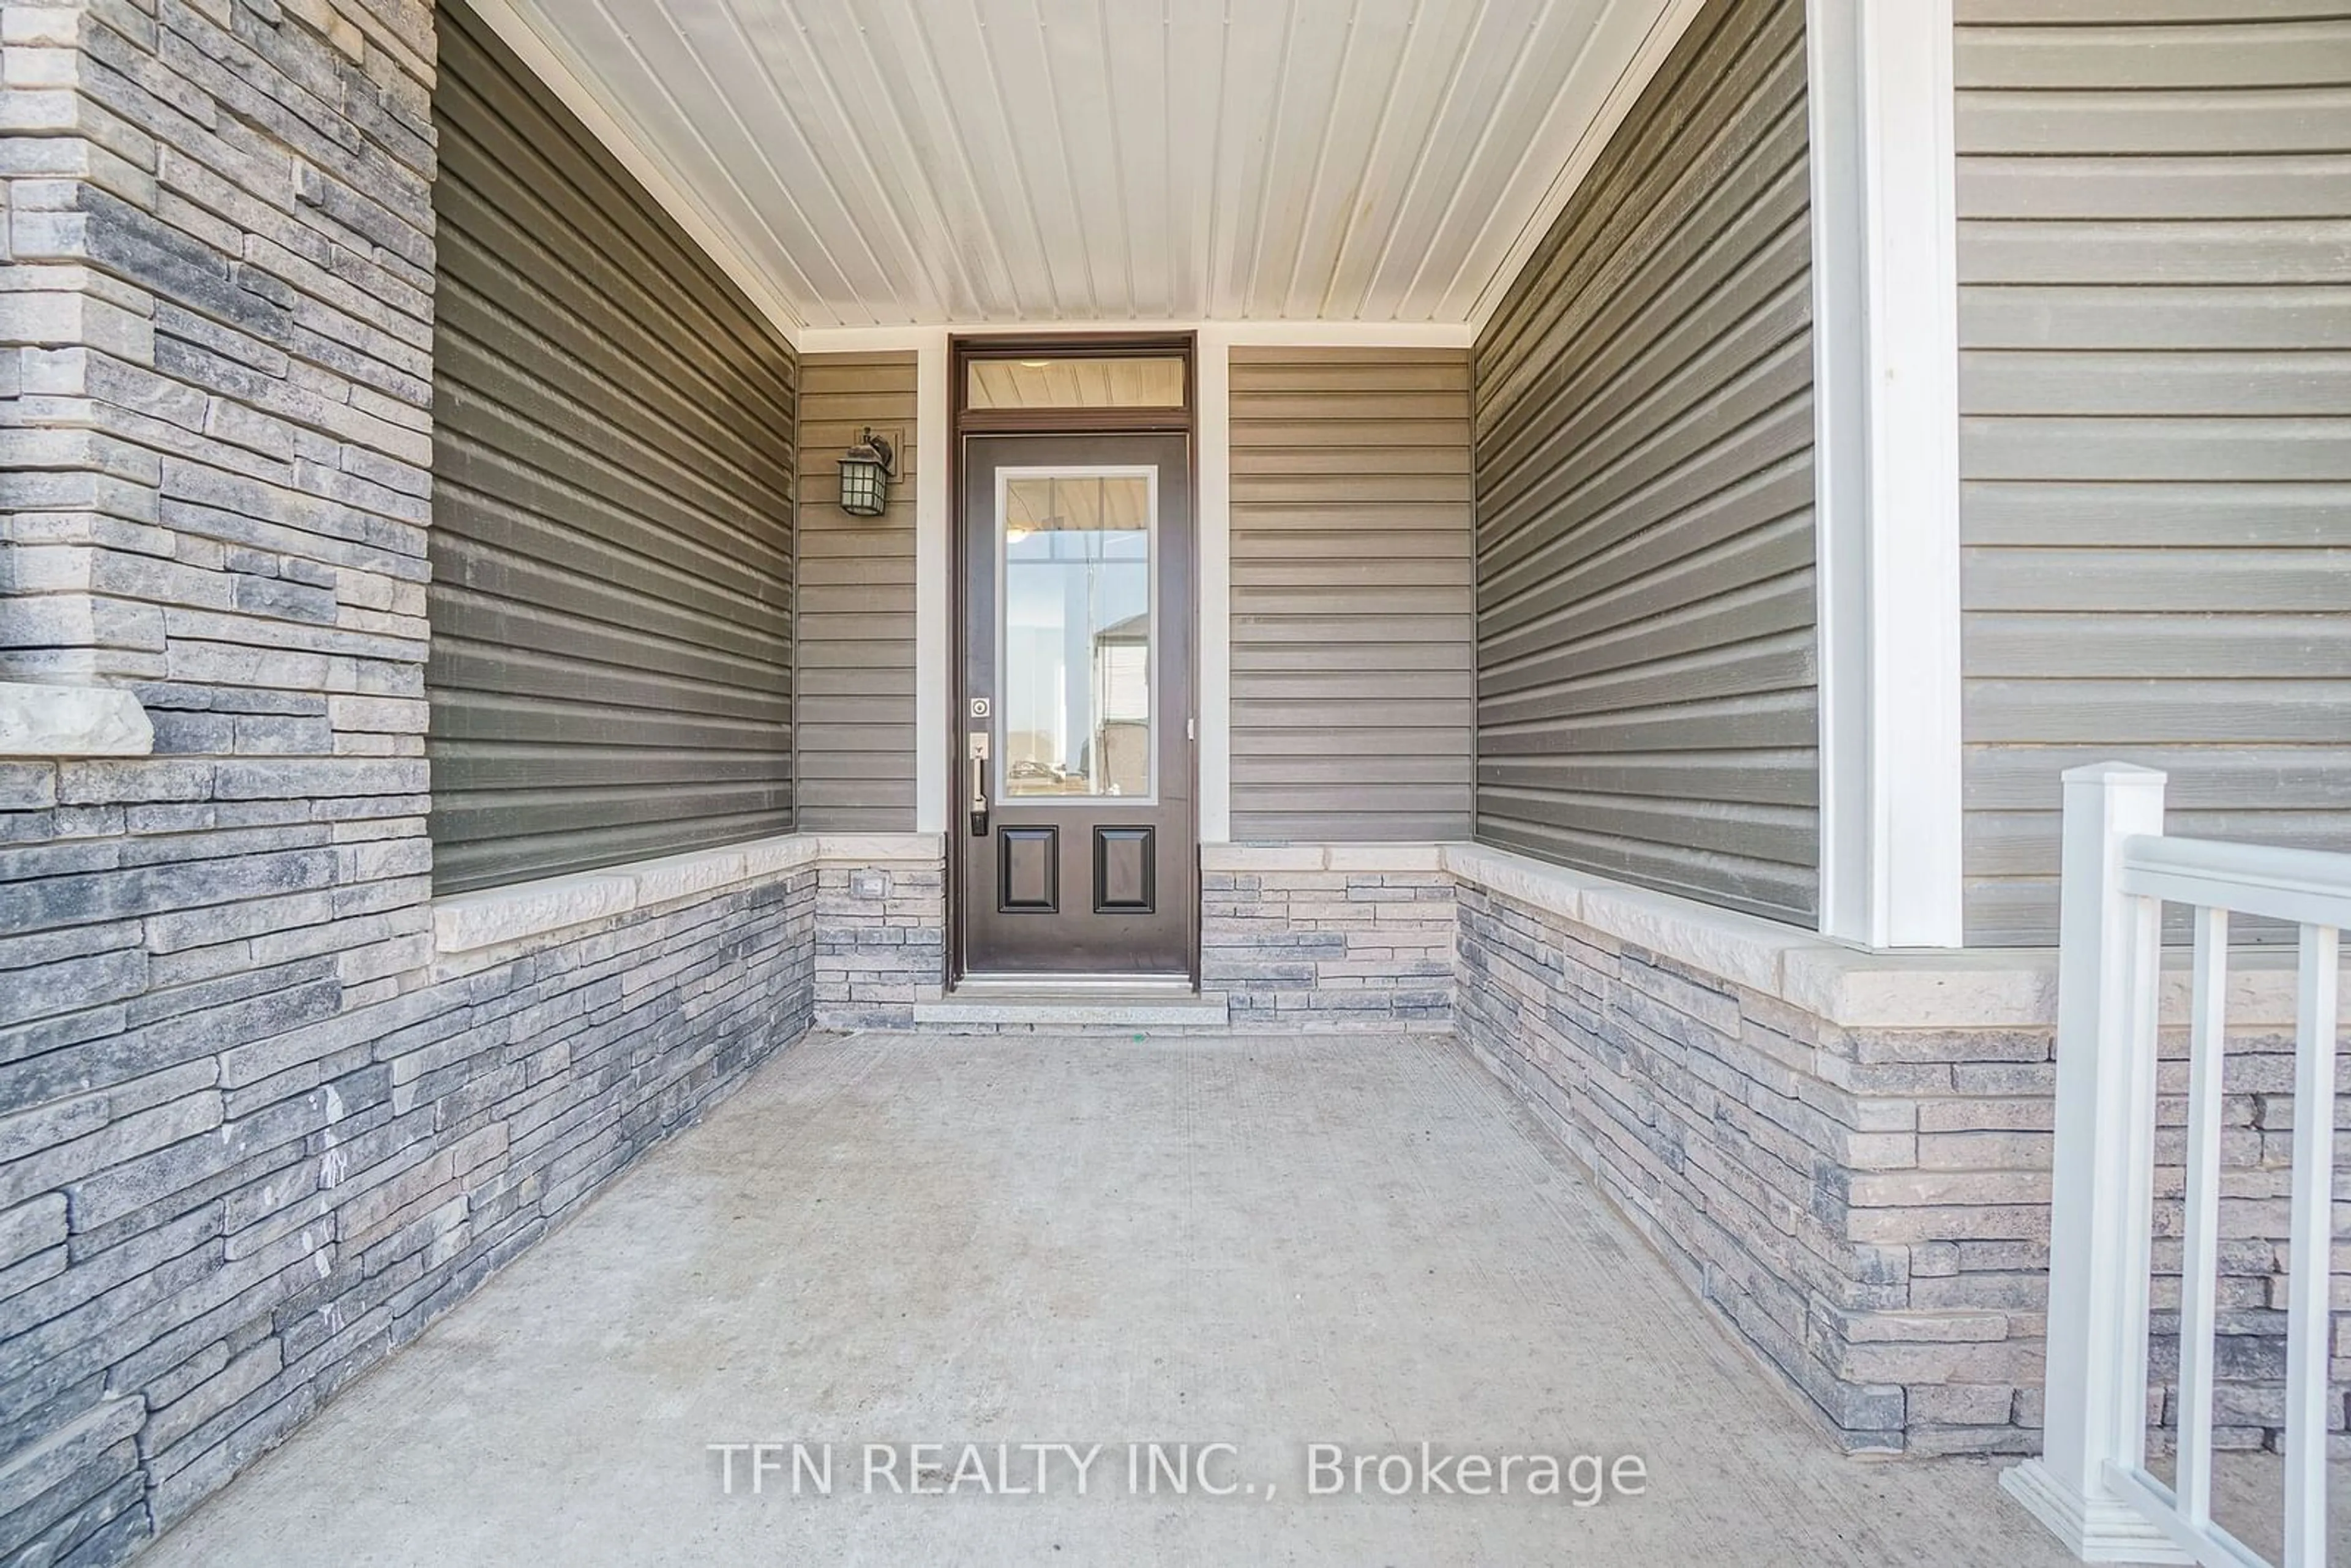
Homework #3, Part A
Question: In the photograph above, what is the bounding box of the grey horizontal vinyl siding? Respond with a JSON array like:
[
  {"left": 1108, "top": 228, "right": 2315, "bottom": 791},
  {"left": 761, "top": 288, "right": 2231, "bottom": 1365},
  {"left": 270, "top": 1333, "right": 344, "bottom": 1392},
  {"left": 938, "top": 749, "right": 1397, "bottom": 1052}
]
[
  {"left": 1956, "top": 1, "right": 2351, "bottom": 944},
  {"left": 795, "top": 352, "right": 917, "bottom": 831},
  {"left": 429, "top": 2, "right": 798, "bottom": 894},
  {"left": 1470, "top": 0, "right": 1818, "bottom": 924},
  {"left": 1228, "top": 347, "right": 1475, "bottom": 842}
]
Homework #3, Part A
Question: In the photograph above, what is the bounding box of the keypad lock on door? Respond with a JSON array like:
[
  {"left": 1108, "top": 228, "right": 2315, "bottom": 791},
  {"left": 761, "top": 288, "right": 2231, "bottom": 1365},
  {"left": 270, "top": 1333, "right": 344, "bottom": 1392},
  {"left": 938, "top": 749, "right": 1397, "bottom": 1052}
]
[{"left": 967, "top": 731, "right": 990, "bottom": 837}]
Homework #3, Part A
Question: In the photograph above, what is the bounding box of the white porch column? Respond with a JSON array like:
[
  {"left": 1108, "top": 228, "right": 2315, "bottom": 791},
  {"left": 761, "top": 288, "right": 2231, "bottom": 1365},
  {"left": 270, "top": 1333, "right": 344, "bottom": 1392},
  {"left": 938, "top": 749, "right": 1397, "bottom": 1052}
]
[
  {"left": 1806, "top": 0, "right": 1965, "bottom": 948},
  {"left": 1195, "top": 327, "right": 1233, "bottom": 844},
  {"left": 914, "top": 332, "right": 951, "bottom": 835}
]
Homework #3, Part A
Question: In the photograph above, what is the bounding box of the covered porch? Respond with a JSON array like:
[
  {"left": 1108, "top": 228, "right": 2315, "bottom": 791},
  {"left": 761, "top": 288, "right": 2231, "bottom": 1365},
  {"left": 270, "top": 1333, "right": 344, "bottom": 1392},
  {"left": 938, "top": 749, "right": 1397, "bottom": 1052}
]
[
  {"left": 0, "top": 0, "right": 2343, "bottom": 1562},
  {"left": 139, "top": 1029, "right": 2088, "bottom": 1567}
]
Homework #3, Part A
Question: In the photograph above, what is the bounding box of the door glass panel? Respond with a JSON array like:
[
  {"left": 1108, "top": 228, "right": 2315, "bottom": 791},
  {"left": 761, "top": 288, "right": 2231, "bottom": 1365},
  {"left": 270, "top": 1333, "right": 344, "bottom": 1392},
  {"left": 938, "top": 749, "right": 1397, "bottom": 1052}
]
[
  {"left": 967, "top": 356, "right": 1185, "bottom": 410},
  {"left": 999, "top": 470, "right": 1153, "bottom": 800}
]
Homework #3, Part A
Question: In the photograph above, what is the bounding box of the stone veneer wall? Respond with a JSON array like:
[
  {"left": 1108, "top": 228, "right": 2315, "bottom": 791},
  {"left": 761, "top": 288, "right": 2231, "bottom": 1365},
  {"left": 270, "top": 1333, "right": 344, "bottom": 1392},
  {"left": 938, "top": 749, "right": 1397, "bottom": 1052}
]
[
  {"left": 1447, "top": 846, "right": 2347, "bottom": 1460},
  {"left": 1201, "top": 845, "right": 1455, "bottom": 1030},
  {"left": 1206, "top": 843, "right": 2347, "bottom": 1457},
  {"left": 0, "top": 2, "right": 841, "bottom": 1561},
  {"left": 810, "top": 835, "right": 943, "bottom": 1031},
  {"left": 4, "top": 849, "right": 816, "bottom": 1567},
  {"left": 0, "top": 0, "right": 449, "bottom": 1559},
  {"left": 9, "top": 767, "right": 894, "bottom": 1564}
]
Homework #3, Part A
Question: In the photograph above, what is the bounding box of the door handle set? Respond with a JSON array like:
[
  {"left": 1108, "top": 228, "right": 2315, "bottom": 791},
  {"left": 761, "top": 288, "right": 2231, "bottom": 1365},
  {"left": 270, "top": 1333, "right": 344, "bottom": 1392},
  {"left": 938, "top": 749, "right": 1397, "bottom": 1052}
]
[{"left": 967, "top": 730, "right": 990, "bottom": 837}]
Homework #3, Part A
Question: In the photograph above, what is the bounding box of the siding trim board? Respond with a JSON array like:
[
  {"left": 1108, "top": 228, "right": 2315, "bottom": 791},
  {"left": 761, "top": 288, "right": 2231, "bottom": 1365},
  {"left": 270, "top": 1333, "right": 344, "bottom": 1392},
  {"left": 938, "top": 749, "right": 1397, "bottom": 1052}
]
[
  {"left": 1954, "top": 1, "right": 2351, "bottom": 945},
  {"left": 1471, "top": 0, "right": 1821, "bottom": 926},
  {"left": 430, "top": 1, "right": 801, "bottom": 894}
]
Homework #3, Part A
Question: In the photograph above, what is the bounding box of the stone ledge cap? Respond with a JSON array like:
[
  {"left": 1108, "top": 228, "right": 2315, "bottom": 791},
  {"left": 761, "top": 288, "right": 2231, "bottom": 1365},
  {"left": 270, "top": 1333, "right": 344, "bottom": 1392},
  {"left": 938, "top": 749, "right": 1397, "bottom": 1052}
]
[
  {"left": 1782, "top": 948, "right": 2058, "bottom": 1030},
  {"left": 431, "top": 831, "right": 949, "bottom": 960},
  {"left": 434, "top": 869, "right": 642, "bottom": 956},
  {"left": 1447, "top": 843, "right": 2344, "bottom": 1029},
  {"left": 816, "top": 831, "right": 943, "bottom": 866},
  {"left": 1205, "top": 841, "right": 1455, "bottom": 874},
  {"left": 1444, "top": 840, "right": 2055, "bottom": 1029}
]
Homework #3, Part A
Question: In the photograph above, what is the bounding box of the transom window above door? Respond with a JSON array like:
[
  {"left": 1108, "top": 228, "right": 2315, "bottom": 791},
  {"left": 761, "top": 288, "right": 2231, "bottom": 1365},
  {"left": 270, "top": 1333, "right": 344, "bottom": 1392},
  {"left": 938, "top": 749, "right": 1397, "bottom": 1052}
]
[{"left": 964, "top": 354, "right": 1188, "bottom": 413}]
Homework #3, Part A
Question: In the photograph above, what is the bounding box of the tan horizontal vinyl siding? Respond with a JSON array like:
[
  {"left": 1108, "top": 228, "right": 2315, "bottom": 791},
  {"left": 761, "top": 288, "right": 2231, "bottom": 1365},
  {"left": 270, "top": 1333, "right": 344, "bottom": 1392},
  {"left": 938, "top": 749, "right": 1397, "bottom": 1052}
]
[
  {"left": 427, "top": 2, "right": 800, "bottom": 895},
  {"left": 1228, "top": 347, "right": 1475, "bottom": 842},
  {"left": 1470, "top": 0, "right": 1819, "bottom": 925},
  {"left": 1956, "top": 0, "right": 2351, "bottom": 944},
  {"left": 794, "top": 353, "right": 917, "bottom": 831}
]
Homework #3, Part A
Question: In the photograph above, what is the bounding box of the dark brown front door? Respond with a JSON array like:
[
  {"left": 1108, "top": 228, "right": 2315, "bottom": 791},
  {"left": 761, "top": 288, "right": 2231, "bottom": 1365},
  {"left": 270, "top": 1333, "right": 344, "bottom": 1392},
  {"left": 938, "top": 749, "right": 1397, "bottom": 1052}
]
[{"left": 959, "top": 433, "right": 1194, "bottom": 978}]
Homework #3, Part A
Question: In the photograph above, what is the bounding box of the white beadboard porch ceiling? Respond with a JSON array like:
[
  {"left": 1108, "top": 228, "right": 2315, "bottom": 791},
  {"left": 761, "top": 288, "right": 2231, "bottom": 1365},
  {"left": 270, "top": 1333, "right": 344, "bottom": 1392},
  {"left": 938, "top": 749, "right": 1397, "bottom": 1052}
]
[{"left": 481, "top": 0, "right": 1695, "bottom": 332}]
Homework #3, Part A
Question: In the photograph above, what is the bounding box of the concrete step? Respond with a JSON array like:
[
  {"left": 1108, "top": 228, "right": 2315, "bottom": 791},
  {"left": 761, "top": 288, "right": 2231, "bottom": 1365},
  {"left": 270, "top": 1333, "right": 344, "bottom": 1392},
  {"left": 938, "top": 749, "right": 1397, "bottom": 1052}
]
[{"left": 910, "top": 988, "right": 1229, "bottom": 1030}]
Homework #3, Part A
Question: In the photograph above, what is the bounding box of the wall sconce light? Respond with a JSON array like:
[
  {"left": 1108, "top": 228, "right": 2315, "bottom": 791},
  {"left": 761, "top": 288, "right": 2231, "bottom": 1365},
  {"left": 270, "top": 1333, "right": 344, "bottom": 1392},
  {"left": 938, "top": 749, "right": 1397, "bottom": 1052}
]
[{"left": 838, "top": 428, "right": 896, "bottom": 517}]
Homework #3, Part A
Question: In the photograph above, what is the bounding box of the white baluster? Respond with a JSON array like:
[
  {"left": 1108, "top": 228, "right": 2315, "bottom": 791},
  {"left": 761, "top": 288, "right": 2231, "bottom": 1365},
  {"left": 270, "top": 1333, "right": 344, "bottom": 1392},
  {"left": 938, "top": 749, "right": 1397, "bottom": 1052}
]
[
  {"left": 2283, "top": 923, "right": 2339, "bottom": 1568},
  {"left": 2174, "top": 905, "right": 2229, "bottom": 1528}
]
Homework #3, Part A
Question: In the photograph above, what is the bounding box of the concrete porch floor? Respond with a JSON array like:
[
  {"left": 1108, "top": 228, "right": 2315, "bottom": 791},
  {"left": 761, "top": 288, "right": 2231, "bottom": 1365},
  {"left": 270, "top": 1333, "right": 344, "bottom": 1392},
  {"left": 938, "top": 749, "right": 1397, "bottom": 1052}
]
[{"left": 143, "top": 1030, "right": 2081, "bottom": 1567}]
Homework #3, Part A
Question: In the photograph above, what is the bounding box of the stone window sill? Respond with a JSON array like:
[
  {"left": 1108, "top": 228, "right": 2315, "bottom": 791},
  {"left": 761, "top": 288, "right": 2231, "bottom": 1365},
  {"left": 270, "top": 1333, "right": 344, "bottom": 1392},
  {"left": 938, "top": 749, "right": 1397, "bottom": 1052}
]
[
  {"left": 430, "top": 831, "right": 941, "bottom": 959},
  {"left": 0, "top": 681, "right": 153, "bottom": 757}
]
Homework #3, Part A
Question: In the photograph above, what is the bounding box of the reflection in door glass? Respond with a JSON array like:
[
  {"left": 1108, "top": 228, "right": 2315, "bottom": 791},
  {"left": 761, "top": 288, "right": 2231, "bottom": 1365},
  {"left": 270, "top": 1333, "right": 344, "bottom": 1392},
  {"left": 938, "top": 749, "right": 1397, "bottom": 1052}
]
[{"left": 1000, "top": 471, "right": 1152, "bottom": 799}]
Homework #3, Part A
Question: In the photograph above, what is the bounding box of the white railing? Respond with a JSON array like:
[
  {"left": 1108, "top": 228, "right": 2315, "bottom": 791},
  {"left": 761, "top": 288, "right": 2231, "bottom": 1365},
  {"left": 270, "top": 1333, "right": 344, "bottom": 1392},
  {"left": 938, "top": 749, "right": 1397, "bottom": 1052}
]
[{"left": 2006, "top": 763, "right": 2350, "bottom": 1568}]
